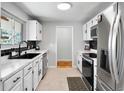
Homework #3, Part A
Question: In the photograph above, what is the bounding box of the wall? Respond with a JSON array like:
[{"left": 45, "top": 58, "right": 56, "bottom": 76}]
[
  {"left": 39, "top": 21, "right": 84, "bottom": 67},
  {"left": 1, "top": 2, "right": 31, "bottom": 49},
  {"left": 57, "top": 27, "right": 72, "bottom": 61}
]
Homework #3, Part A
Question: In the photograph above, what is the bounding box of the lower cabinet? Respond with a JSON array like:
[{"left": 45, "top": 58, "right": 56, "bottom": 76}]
[
  {"left": 24, "top": 71, "right": 33, "bottom": 91},
  {"left": 4, "top": 70, "right": 23, "bottom": 91},
  {"left": 33, "top": 60, "right": 39, "bottom": 90},
  {"left": 1, "top": 52, "right": 48, "bottom": 91},
  {"left": 10, "top": 80, "right": 23, "bottom": 91}
]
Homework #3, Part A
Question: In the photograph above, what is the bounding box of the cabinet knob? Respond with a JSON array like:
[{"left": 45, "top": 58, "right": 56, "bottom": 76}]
[
  {"left": 25, "top": 88, "right": 28, "bottom": 91},
  {"left": 40, "top": 30, "right": 42, "bottom": 33},
  {"left": 28, "top": 67, "right": 32, "bottom": 70},
  {"left": 13, "top": 77, "right": 20, "bottom": 83}
]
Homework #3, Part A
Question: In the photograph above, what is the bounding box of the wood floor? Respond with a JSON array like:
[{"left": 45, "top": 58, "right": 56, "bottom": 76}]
[
  {"left": 36, "top": 68, "right": 81, "bottom": 91},
  {"left": 57, "top": 61, "right": 72, "bottom": 68}
]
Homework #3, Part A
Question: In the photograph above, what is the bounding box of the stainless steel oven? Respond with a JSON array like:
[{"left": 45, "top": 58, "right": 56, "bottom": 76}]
[{"left": 82, "top": 54, "right": 94, "bottom": 91}]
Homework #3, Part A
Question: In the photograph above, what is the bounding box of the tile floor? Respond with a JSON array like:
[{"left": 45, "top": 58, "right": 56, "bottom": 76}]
[{"left": 36, "top": 68, "right": 82, "bottom": 91}]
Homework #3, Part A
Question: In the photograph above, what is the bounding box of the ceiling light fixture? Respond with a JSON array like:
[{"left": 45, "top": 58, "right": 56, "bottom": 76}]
[{"left": 57, "top": 3, "right": 71, "bottom": 11}]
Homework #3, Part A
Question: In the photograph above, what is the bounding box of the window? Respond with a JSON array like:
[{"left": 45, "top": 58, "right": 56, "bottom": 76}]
[{"left": 0, "top": 8, "right": 24, "bottom": 45}]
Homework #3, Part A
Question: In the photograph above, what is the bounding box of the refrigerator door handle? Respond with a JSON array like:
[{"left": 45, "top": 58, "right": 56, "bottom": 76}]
[
  {"left": 111, "top": 9, "right": 121, "bottom": 83},
  {"left": 108, "top": 13, "right": 117, "bottom": 81}
]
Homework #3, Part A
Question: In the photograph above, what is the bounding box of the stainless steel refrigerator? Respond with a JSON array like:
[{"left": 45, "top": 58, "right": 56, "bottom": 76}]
[{"left": 97, "top": 2, "right": 124, "bottom": 91}]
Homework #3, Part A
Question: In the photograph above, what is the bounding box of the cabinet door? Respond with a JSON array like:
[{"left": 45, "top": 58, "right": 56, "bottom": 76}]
[
  {"left": 33, "top": 62, "right": 39, "bottom": 90},
  {"left": 77, "top": 55, "right": 82, "bottom": 73},
  {"left": 10, "top": 80, "right": 23, "bottom": 91},
  {"left": 38, "top": 57, "right": 43, "bottom": 81},
  {"left": 39, "top": 24, "right": 42, "bottom": 40},
  {"left": 28, "top": 21, "right": 37, "bottom": 40},
  {"left": 36, "top": 22, "right": 42, "bottom": 41},
  {"left": 24, "top": 71, "right": 33, "bottom": 91},
  {"left": 82, "top": 24, "right": 87, "bottom": 40},
  {"left": 93, "top": 16, "right": 98, "bottom": 26},
  {"left": 87, "top": 21, "right": 93, "bottom": 40}
]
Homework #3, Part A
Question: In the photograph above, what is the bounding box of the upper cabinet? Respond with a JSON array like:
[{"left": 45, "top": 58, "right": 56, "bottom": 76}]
[
  {"left": 92, "top": 16, "right": 98, "bottom": 26},
  {"left": 27, "top": 20, "right": 42, "bottom": 41},
  {"left": 82, "top": 21, "right": 93, "bottom": 41},
  {"left": 82, "top": 24, "right": 87, "bottom": 41},
  {"left": 86, "top": 21, "right": 93, "bottom": 41},
  {"left": 82, "top": 15, "right": 98, "bottom": 41}
]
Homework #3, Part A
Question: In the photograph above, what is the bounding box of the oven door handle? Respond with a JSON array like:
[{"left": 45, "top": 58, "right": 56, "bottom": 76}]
[{"left": 82, "top": 56, "right": 92, "bottom": 64}]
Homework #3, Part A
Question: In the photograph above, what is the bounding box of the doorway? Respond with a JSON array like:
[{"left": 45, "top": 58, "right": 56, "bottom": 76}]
[{"left": 56, "top": 26, "right": 73, "bottom": 68}]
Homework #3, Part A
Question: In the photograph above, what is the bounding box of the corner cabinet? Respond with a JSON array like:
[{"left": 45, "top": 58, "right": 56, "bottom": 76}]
[{"left": 27, "top": 20, "right": 42, "bottom": 41}]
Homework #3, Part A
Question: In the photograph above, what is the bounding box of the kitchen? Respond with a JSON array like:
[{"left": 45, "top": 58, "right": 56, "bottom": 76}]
[{"left": 0, "top": 1, "right": 124, "bottom": 92}]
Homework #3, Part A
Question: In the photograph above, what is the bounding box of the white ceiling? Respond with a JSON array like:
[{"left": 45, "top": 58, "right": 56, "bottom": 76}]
[{"left": 15, "top": 2, "right": 112, "bottom": 22}]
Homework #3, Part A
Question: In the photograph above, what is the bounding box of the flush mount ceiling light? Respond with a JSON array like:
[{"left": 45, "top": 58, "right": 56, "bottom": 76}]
[{"left": 57, "top": 3, "right": 71, "bottom": 11}]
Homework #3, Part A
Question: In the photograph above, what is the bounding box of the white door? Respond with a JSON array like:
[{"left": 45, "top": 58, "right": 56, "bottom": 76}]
[
  {"left": 33, "top": 63, "right": 39, "bottom": 90},
  {"left": 24, "top": 71, "right": 33, "bottom": 91},
  {"left": 56, "top": 26, "right": 73, "bottom": 66},
  {"left": 10, "top": 80, "right": 23, "bottom": 91}
]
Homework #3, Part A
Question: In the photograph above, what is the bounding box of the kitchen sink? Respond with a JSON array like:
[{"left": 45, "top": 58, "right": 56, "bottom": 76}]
[{"left": 9, "top": 53, "right": 40, "bottom": 59}]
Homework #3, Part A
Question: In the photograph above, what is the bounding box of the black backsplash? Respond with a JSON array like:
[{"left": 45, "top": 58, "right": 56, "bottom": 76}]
[
  {"left": 1, "top": 41, "right": 37, "bottom": 56},
  {"left": 1, "top": 47, "right": 28, "bottom": 56}
]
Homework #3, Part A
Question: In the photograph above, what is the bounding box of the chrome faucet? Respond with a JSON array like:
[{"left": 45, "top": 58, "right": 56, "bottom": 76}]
[{"left": 18, "top": 41, "right": 28, "bottom": 56}]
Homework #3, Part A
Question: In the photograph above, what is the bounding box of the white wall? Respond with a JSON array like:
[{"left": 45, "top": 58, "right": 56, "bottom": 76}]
[
  {"left": 1, "top": 2, "right": 31, "bottom": 49},
  {"left": 57, "top": 27, "right": 72, "bottom": 61},
  {"left": 39, "top": 21, "right": 84, "bottom": 67}
]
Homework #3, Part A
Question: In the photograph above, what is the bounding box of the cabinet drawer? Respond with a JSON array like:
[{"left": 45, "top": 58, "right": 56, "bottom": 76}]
[
  {"left": 4, "top": 70, "right": 22, "bottom": 91},
  {"left": 33, "top": 59, "right": 39, "bottom": 66},
  {"left": 24, "top": 63, "right": 32, "bottom": 76}
]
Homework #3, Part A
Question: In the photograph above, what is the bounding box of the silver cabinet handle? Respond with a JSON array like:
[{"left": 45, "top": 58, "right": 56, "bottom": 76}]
[
  {"left": 36, "top": 61, "right": 39, "bottom": 64},
  {"left": 13, "top": 77, "right": 20, "bottom": 83},
  {"left": 111, "top": 9, "right": 121, "bottom": 83},
  {"left": 25, "top": 88, "right": 28, "bottom": 91},
  {"left": 28, "top": 67, "right": 32, "bottom": 70}
]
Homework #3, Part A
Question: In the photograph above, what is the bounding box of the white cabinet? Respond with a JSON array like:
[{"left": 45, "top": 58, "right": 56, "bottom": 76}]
[
  {"left": 92, "top": 16, "right": 98, "bottom": 26},
  {"left": 82, "top": 21, "right": 92, "bottom": 41},
  {"left": 27, "top": 20, "right": 42, "bottom": 41},
  {"left": 24, "top": 71, "right": 33, "bottom": 91},
  {"left": 83, "top": 15, "right": 98, "bottom": 41},
  {"left": 87, "top": 21, "right": 93, "bottom": 41},
  {"left": 77, "top": 54, "right": 82, "bottom": 73},
  {"left": 82, "top": 24, "right": 87, "bottom": 41},
  {"left": 33, "top": 59, "right": 39, "bottom": 90},
  {"left": 10, "top": 80, "right": 23, "bottom": 91},
  {"left": 1, "top": 52, "right": 48, "bottom": 91},
  {"left": 4, "top": 70, "right": 23, "bottom": 91},
  {"left": 38, "top": 56, "right": 43, "bottom": 82}
]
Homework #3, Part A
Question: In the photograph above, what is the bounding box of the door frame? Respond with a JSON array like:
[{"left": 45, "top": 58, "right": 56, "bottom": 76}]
[{"left": 56, "top": 26, "right": 74, "bottom": 68}]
